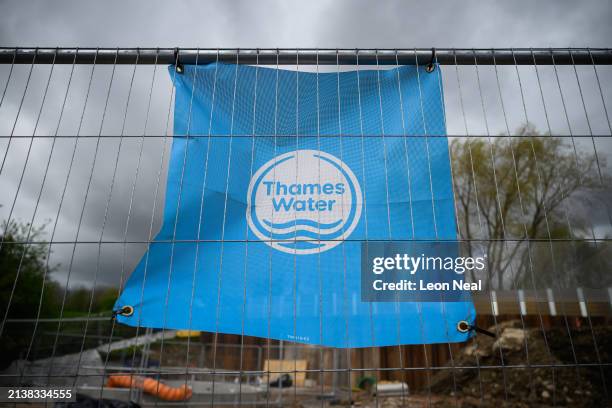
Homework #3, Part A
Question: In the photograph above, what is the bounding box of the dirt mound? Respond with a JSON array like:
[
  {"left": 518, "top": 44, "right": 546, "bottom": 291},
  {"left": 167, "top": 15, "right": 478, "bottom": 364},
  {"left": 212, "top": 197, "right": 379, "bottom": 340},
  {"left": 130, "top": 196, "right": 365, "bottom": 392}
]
[{"left": 427, "top": 321, "right": 611, "bottom": 407}]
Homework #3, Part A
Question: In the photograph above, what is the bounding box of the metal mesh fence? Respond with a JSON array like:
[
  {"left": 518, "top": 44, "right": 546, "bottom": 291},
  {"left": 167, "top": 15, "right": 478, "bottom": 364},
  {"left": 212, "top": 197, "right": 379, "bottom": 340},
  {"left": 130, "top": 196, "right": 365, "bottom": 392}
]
[{"left": 0, "top": 48, "right": 611, "bottom": 407}]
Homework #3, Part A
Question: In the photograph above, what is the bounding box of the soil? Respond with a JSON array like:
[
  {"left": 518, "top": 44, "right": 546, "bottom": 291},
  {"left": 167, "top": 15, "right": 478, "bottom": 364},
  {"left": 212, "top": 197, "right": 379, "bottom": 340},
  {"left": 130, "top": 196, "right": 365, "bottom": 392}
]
[{"left": 422, "top": 320, "right": 611, "bottom": 407}]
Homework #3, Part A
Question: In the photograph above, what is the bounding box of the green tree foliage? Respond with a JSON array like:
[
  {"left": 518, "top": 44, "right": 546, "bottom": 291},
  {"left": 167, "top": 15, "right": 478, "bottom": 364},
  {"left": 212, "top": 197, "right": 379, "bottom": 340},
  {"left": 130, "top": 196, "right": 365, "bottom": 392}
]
[
  {"left": 0, "top": 220, "right": 61, "bottom": 368},
  {"left": 0, "top": 220, "right": 60, "bottom": 320},
  {"left": 0, "top": 219, "right": 119, "bottom": 368},
  {"left": 61, "top": 286, "right": 119, "bottom": 317},
  {"left": 450, "top": 123, "right": 610, "bottom": 290},
  {"left": 0, "top": 219, "right": 120, "bottom": 321}
]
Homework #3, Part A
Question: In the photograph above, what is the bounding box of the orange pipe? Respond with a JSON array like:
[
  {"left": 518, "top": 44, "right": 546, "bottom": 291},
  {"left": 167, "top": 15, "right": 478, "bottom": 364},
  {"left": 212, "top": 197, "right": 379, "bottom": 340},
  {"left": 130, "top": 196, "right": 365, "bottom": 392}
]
[{"left": 107, "top": 375, "right": 193, "bottom": 401}]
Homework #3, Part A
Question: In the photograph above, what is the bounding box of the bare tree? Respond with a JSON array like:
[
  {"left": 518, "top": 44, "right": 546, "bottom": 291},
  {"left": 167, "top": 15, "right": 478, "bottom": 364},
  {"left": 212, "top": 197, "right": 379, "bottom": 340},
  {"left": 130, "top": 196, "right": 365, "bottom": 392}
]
[{"left": 450, "top": 123, "right": 607, "bottom": 290}]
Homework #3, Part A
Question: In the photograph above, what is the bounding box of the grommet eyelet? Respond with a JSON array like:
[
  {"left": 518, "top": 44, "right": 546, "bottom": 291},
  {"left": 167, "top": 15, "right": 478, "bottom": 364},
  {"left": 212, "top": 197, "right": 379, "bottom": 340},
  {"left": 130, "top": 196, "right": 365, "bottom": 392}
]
[
  {"left": 457, "top": 320, "right": 470, "bottom": 333},
  {"left": 119, "top": 305, "right": 134, "bottom": 317}
]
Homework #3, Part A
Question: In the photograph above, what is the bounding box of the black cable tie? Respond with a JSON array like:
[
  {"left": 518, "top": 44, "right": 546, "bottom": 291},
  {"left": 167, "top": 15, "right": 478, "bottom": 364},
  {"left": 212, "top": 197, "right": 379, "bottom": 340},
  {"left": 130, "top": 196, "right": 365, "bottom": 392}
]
[
  {"left": 174, "top": 48, "right": 184, "bottom": 74},
  {"left": 425, "top": 47, "right": 436, "bottom": 73},
  {"left": 457, "top": 320, "right": 496, "bottom": 338},
  {"left": 472, "top": 325, "right": 497, "bottom": 338}
]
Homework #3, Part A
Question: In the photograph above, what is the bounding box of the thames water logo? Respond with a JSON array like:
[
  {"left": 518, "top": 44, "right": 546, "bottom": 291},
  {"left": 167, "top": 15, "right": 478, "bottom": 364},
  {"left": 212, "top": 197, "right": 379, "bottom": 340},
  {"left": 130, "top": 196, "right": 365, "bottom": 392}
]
[{"left": 247, "top": 150, "right": 362, "bottom": 255}]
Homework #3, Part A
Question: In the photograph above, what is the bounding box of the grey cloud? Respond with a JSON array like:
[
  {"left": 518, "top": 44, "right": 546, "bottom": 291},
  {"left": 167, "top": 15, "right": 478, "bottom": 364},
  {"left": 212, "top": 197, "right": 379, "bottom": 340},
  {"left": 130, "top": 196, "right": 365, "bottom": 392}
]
[
  {"left": 0, "top": 1, "right": 611, "bottom": 48},
  {"left": 0, "top": 0, "right": 611, "bottom": 291}
]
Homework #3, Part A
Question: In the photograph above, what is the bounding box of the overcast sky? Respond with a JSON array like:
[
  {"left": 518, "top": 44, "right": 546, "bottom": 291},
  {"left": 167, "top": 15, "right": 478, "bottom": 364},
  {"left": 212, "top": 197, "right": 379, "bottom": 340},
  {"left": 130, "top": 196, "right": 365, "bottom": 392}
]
[
  {"left": 0, "top": 0, "right": 611, "bottom": 292},
  {"left": 1, "top": 0, "right": 612, "bottom": 48}
]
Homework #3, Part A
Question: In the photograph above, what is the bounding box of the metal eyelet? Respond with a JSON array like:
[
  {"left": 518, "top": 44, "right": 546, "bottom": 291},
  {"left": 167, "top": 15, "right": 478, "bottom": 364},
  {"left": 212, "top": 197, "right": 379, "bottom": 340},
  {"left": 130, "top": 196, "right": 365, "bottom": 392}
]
[
  {"left": 119, "top": 305, "right": 134, "bottom": 317},
  {"left": 457, "top": 320, "right": 470, "bottom": 333}
]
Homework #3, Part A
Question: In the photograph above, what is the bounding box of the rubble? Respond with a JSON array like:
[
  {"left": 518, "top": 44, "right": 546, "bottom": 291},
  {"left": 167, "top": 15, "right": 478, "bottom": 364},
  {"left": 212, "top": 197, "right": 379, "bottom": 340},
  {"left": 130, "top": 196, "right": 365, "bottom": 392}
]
[
  {"left": 427, "top": 321, "right": 611, "bottom": 407},
  {"left": 492, "top": 327, "right": 526, "bottom": 352}
]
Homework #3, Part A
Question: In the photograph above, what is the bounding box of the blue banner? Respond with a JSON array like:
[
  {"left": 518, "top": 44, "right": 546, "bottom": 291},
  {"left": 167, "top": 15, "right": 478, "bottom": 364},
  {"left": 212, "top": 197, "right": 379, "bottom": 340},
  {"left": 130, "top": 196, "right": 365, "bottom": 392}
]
[{"left": 114, "top": 62, "right": 475, "bottom": 348}]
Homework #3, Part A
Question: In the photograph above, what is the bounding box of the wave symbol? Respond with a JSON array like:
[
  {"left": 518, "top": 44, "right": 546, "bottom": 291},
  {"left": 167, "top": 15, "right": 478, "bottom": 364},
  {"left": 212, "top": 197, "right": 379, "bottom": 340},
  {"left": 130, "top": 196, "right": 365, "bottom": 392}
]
[{"left": 262, "top": 218, "right": 343, "bottom": 230}]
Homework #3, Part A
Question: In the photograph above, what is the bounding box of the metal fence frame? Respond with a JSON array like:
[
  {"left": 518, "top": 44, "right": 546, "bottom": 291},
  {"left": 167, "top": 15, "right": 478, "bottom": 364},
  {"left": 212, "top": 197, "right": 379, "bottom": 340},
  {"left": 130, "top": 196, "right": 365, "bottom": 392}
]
[{"left": 0, "top": 47, "right": 611, "bottom": 406}]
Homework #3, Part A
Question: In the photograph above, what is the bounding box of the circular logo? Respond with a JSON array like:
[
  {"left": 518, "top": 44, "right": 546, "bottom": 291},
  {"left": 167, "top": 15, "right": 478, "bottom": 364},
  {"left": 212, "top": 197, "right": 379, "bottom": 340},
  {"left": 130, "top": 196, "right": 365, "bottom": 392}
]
[{"left": 247, "top": 150, "right": 362, "bottom": 255}]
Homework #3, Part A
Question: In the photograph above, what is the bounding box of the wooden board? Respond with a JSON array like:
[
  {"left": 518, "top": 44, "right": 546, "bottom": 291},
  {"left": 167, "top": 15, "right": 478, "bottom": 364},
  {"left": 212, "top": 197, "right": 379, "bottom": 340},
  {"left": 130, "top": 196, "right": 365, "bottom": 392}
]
[{"left": 263, "top": 359, "right": 308, "bottom": 387}]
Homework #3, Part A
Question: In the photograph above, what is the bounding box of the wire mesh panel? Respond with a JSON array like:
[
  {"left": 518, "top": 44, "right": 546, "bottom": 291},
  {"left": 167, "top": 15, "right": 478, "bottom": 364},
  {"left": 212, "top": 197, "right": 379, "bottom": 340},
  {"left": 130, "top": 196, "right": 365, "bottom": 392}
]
[{"left": 0, "top": 48, "right": 611, "bottom": 407}]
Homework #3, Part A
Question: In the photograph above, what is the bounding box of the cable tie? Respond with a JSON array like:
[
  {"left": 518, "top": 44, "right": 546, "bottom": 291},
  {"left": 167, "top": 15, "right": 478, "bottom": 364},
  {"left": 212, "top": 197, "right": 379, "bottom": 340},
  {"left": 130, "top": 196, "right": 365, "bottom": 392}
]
[
  {"left": 426, "top": 48, "right": 436, "bottom": 73},
  {"left": 174, "top": 48, "right": 184, "bottom": 74},
  {"left": 472, "top": 325, "right": 497, "bottom": 338},
  {"left": 457, "top": 320, "right": 496, "bottom": 338}
]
